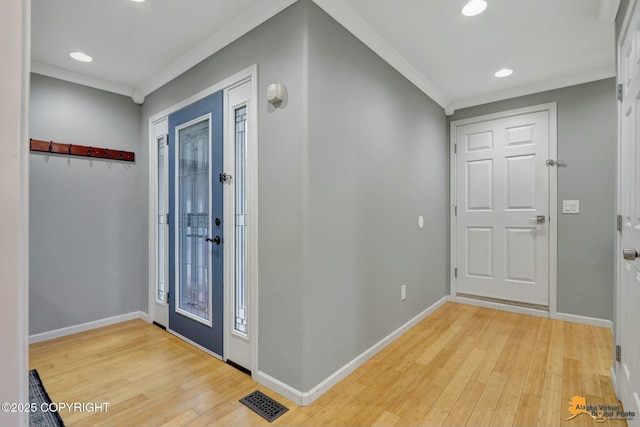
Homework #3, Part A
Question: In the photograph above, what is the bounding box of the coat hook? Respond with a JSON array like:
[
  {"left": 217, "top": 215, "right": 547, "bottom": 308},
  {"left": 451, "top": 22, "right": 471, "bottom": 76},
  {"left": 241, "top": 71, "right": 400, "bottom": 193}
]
[
  {"left": 49, "top": 141, "right": 53, "bottom": 152},
  {"left": 88, "top": 146, "right": 92, "bottom": 156},
  {"left": 67, "top": 144, "right": 72, "bottom": 154},
  {"left": 103, "top": 149, "right": 108, "bottom": 158},
  {"left": 119, "top": 151, "right": 123, "bottom": 160}
]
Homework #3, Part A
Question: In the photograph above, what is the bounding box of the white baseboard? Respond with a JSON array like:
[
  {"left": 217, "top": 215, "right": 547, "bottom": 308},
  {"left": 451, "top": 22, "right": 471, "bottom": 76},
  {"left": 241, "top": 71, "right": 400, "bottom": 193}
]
[
  {"left": 611, "top": 367, "right": 618, "bottom": 397},
  {"left": 139, "top": 311, "right": 151, "bottom": 323},
  {"left": 552, "top": 312, "right": 613, "bottom": 331},
  {"left": 29, "top": 311, "right": 149, "bottom": 344},
  {"left": 455, "top": 296, "right": 550, "bottom": 319},
  {"left": 454, "top": 296, "right": 614, "bottom": 332},
  {"left": 304, "top": 295, "right": 450, "bottom": 406},
  {"left": 253, "top": 370, "right": 305, "bottom": 406},
  {"left": 254, "top": 295, "right": 450, "bottom": 407}
]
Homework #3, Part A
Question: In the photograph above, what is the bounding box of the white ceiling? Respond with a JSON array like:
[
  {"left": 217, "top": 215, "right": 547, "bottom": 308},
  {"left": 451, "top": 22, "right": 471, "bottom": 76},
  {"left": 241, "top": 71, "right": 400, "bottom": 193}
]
[{"left": 31, "top": 0, "right": 619, "bottom": 112}]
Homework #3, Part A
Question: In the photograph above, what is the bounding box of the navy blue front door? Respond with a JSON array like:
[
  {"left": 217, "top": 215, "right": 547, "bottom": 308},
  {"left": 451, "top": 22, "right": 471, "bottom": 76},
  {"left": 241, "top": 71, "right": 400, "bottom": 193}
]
[{"left": 168, "top": 91, "right": 223, "bottom": 356}]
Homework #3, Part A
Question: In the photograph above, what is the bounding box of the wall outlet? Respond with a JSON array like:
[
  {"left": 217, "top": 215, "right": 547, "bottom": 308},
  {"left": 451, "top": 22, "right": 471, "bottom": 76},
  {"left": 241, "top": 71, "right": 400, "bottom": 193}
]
[
  {"left": 563, "top": 200, "right": 580, "bottom": 214},
  {"left": 401, "top": 285, "right": 406, "bottom": 301}
]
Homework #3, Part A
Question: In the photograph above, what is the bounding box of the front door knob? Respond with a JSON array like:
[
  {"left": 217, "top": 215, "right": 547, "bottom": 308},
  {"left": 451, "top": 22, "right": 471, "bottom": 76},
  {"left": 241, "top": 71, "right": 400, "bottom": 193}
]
[
  {"left": 206, "top": 236, "right": 221, "bottom": 245},
  {"left": 623, "top": 248, "right": 639, "bottom": 260}
]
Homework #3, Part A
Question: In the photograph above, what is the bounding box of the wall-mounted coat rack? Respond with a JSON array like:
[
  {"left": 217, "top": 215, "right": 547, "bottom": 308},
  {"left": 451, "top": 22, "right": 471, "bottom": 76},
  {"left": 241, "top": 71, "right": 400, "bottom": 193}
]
[{"left": 29, "top": 139, "right": 135, "bottom": 162}]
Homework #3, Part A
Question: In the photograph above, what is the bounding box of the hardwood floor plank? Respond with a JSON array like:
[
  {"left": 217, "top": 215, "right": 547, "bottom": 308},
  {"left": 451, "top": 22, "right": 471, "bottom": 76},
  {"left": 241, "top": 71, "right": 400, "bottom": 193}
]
[
  {"left": 523, "top": 317, "right": 552, "bottom": 396},
  {"left": 579, "top": 324, "right": 604, "bottom": 398},
  {"left": 440, "top": 380, "right": 484, "bottom": 426},
  {"left": 537, "top": 320, "right": 565, "bottom": 426},
  {"left": 392, "top": 383, "right": 444, "bottom": 426},
  {"left": 496, "top": 316, "right": 539, "bottom": 415},
  {"left": 383, "top": 362, "right": 431, "bottom": 416},
  {"left": 469, "top": 319, "right": 514, "bottom": 385},
  {"left": 490, "top": 408, "right": 516, "bottom": 427},
  {"left": 29, "top": 303, "right": 620, "bottom": 427},
  {"left": 158, "top": 409, "right": 200, "bottom": 427},
  {"left": 371, "top": 410, "right": 400, "bottom": 427},
  {"left": 418, "top": 405, "right": 449, "bottom": 427},
  {"left": 467, "top": 371, "right": 508, "bottom": 424},
  {"left": 513, "top": 392, "right": 542, "bottom": 427},
  {"left": 433, "top": 347, "right": 486, "bottom": 412}
]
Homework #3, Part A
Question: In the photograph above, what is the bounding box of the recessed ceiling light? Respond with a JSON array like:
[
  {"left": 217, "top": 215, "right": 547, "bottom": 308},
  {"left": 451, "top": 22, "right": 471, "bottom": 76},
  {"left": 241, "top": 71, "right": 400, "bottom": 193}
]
[
  {"left": 462, "top": 0, "right": 487, "bottom": 16},
  {"left": 494, "top": 68, "right": 513, "bottom": 78},
  {"left": 131, "top": 0, "right": 145, "bottom": 2},
  {"left": 69, "top": 52, "right": 93, "bottom": 63}
]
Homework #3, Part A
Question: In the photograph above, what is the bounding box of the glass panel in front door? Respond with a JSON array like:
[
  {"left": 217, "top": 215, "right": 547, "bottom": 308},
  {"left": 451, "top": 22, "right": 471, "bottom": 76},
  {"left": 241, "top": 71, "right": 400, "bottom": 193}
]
[{"left": 177, "top": 118, "right": 211, "bottom": 324}]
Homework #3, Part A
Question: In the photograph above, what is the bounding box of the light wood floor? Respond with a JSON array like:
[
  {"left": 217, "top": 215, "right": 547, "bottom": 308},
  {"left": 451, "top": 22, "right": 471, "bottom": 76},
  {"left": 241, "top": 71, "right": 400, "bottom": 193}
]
[{"left": 29, "top": 302, "right": 626, "bottom": 427}]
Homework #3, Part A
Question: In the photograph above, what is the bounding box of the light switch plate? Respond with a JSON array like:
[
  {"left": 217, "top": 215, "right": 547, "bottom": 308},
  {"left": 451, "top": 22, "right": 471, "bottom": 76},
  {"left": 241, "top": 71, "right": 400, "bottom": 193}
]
[{"left": 563, "top": 200, "right": 580, "bottom": 214}]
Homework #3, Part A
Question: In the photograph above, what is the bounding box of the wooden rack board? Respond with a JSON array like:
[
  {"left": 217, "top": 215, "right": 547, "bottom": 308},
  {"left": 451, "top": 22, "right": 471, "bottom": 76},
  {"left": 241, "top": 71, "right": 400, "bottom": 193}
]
[{"left": 29, "top": 139, "right": 135, "bottom": 162}]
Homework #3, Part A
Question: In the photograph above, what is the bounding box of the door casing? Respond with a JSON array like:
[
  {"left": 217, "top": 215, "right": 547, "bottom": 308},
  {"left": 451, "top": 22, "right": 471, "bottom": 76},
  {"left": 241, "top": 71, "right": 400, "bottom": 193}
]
[
  {"left": 147, "top": 65, "right": 258, "bottom": 373},
  {"left": 449, "top": 103, "right": 558, "bottom": 318},
  {"left": 615, "top": 0, "right": 640, "bottom": 417}
]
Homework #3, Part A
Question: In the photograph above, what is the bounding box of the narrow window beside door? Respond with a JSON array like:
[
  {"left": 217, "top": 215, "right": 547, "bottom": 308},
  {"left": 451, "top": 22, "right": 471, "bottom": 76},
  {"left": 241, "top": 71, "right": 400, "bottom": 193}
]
[
  {"left": 234, "top": 106, "right": 248, "bottom": 335},
  {"left": 157, "top": 135, "right": 167, "bottom": 303}
]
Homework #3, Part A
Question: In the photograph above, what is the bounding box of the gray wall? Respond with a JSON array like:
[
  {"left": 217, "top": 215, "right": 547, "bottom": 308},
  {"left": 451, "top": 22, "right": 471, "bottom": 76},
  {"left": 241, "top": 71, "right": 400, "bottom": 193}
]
[
  {"left": 450, "top": 79, "right": 616, "bottom": 321},
  {"left": 29, "top": 74, "right": 143, "bottom": 334},
  {"left": 142, "top": 1, "right": 307, "bottom": 390},
  {"left": 141, "top": 0, "right": 449, "bottom": 392},
  {"left": 302, "top": 3, "right": 449, "bottom": 390}
]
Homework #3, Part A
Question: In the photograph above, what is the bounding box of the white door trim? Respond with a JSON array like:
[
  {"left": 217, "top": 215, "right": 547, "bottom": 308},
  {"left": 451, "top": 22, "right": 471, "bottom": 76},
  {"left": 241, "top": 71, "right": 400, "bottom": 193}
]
[
  {"left": 222, "top": 78, "right": 258, "bottom": 373},
  {"left": 615, "top": 0, "right": 638, "bottom": 407},
  {"left": 147, "top": 64, "right": 258, "bottom": 374},
  {"left": 449, "top": 102, "right": 558, "bottom": 317},
  {"left": 614, "top": 0, "right": 630, "bottom": 401}
]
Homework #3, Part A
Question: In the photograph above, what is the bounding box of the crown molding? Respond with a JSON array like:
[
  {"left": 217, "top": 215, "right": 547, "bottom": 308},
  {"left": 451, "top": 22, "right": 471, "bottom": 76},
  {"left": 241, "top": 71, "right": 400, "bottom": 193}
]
[
  {"left": 30, "top": 60, "right": 135, "bottom": 99},
  {"left": 311, "top": 0, "right": 450, "bottom": 110},
  {"left": 449, "top": 65, "right": 615, "bottom": 112},
  {"left": 136, "top": 0, "right": 298, "bottom": 98},
  {"left": 32, "top": 0, "right": 613, "bottom": 112}
]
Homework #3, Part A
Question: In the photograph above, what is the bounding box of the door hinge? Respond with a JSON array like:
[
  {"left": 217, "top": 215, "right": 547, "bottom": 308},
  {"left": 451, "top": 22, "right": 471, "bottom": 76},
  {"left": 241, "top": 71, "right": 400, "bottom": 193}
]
[
  {"left": 165, "top": 134, "right": 169, "bottom": 146},
  {"left": 616, "top": 345, "right": 621, "bottom": 362},
  {"left": 454, "top": 143, "right": 457, "bottom": 154},
  {"left": 454, "top": 205, "right": 457, "bottom": 216},
  {"left": 617, "top": 84, "right": 623, "bottom": 102},
  {"left": 219, "top": 173, "right": 232, "bottom": 183},
  {"left": 617, "top": 214, "right": 622, "bottom": 232},
  {"left": 166, "top": 213, "right": 170, "bottom": 224},
  {"left": 454, "top": 268, "right": 458, "bottom": 278},
  {"left": 167, "top": 292, "right": 170, "bottom": 304}
]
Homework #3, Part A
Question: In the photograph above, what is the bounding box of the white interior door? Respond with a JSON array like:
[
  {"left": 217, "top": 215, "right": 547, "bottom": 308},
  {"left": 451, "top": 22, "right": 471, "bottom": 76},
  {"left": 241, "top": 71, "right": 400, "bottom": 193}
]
[
  {"left": 454, "top": 108, "right": 552, "bottom": 306},
  {"left": 616, "top": 2, "right": 640, "bottom": 422}
]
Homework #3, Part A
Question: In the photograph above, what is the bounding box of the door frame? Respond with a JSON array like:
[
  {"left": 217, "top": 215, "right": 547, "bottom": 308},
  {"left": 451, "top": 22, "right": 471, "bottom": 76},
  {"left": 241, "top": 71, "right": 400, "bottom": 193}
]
[
  {"left": 147, "top": 65, "right": 258, "bottom": 372},
  {"left": 614, "top": 0, "right": 635, "bottom": 402},
  {"left": 449, "top": 102, "right": 558, "bottom": 318},
  {"left": 223, "top": 80, "right": 255, "bottom": 370}
]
